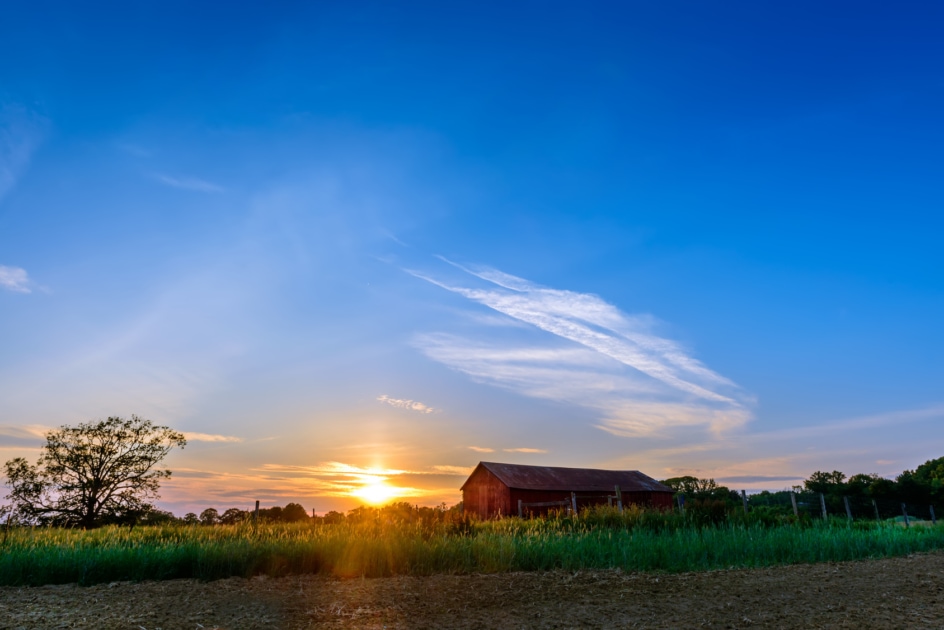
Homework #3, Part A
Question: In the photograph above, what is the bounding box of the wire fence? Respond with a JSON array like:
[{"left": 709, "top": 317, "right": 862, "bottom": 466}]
[{"left": 739, "top": 490, "right": 939, "bottom": 524}]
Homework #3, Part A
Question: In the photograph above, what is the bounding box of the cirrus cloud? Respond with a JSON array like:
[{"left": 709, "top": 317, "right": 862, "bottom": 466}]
[
  {"left": 408, "top": 259, "right": 753, "bottom": 437},
  {"left": 0, "top": 266, "right": 32, "bottom": 293},
  {"left": 377, "top": 395, "right": 438, "bottom": 414}
]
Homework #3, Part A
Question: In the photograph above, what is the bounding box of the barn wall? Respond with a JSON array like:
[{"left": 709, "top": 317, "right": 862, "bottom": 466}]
[
  {"left": 462, "top": 468, "right": 511, "bottom": 518},
  {"left": 511, "top": 489, "right": 674, "bottom": 517},
  {"left": 644, "top": 491, "right": 674, "bottom": 510}
]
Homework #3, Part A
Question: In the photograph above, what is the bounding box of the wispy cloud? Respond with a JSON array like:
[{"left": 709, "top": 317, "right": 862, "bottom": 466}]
[
  {"left": 468, "top": 446, "right": 494, "bottom": 453},
  {"left": 409, "top": 260, "right": 752, "bottom": 437},
  {"left": 0, "top": 104, "right": 48, "bottom": 203},
  {"left": 0, "top": 424, "right": 50, "bottom": 440},
  {"left": 182, "top": 432, "right": 243, "bottom": 443},
  {"left": 0, "top": 424, "right": 50, "bottom": 450},
  {"left": 153, "top": 173, "right": 224, "bottom": 193},
  {"left": 0, "top": 265, "right": 32, "bottom": 293},
  {"left": 715, "top": 475, "right": 804, "bottom": 484},
  {"left": 429, "top": 465, "right": 475, "bottom": 476},
  {"left": 377, "top": 394, "right": 438, "bottom": 414},
  {"left": 503, "top": 447, "right": 547, "bottom": 453}
]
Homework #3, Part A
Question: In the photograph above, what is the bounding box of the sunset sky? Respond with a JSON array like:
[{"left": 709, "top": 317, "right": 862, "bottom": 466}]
[{"left": 2, "top": 2, "right": 943, "bottom": 515}]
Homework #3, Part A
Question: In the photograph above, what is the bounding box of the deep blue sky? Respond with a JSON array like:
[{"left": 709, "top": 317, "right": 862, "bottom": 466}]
[{"left": 1, "top": 2, "right": 942, "bottom": 513}]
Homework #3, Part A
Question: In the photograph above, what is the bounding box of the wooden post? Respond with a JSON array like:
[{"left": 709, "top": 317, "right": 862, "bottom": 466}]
[
  {"left": 614, "top": 485, "right": 623, "bottom": 512},
  {"left": 931, "top": 505, "right": 937, "bottom": 525},
  {"left": 872, "top": 499, "right": 880, "bottom": 522},
  {"left": 571, "top": 492, "right": 578, "bottom": 515},
  {"left": 253, "top": 500, "right": 260, "bottom": 524},
  {"left": 741, "top": 490, "right": 749, "bottom": 514},
  {"left": 843, "top": 496, "right": 853, "bottom": 522},
  {"left": 518, "top": 499, "right": 523, "bottom": 518},
  {"left": 677, "top": 494, "right": 685, "bottom": 514},
  {"left": 901, "top": 503, "right": 910, "bottom": 528},
  {"left": 607, "top": 496, "right": 613, "bottom": 507},
  {"left": 311, "top": 508, "right": 315, "bottom": 519},
  {"left": 819, "top": 493, "right": 828, "bottom": 521},
  {"left": 790, "top": 491, "right": 799, "bottom": 518}
]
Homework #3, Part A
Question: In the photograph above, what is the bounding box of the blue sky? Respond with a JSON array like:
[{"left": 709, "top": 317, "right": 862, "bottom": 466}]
[{"left": 2, "top": 2, "right": 943, "bottom": 514}]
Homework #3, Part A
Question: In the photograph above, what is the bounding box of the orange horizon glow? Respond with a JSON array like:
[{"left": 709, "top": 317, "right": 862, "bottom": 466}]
[{"left": 350, "top": 480, "right": 408, "bottom": 505}]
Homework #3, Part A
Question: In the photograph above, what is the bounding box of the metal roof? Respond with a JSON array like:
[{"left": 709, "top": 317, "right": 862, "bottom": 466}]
[{"left": 461, "top": 461, "right": 674, "bottom": 493}]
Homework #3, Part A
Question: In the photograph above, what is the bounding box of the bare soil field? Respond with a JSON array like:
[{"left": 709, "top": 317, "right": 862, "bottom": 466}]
[{"left": 2, "top": 551, "right": 943, "bottom": 629}]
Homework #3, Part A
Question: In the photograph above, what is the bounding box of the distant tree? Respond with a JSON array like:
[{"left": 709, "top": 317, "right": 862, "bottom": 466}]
[
  {"left": 322, "top": 510, "right": 345, "bottom": 524},
  {"left": 867, "top": 477, "right": 898, "bottom": 500},
  {"left": 911, "top": 457, "right": 944, "bottom": 502},
  {"left": 3, "top": 415, "right": 186, "bottom": 528},
  {"left": 660, "top": 476, "right": 701, "bottom": 496},
  {"left": 219, "top": 508, "right": 247, "bottom": 525},
  {"left": 259, "top": 505, "right": 283, "bottom": 522},
  {"left": 803, "top": 471, "right": 847, "bottom": 495},
  {"left": 896, "top": 469, "right": 933, "bottom": 505},
  {"left": 846, "top": 473, "right": 881, "bottom": 496},
  {"left": 183, "top": 512, "right": 199, "bottom": 525},
  {"left": 281, "top": 502, "right": 309, "bottom": 522},
  {"left": 661, "top": 476, "right": 735, "bottom": 502},
  {"left": 139, "top": 508, "right": 178, "bottom": 525},
  {"left": 199, "top": 508, "right": 220, "bottom": 526}
]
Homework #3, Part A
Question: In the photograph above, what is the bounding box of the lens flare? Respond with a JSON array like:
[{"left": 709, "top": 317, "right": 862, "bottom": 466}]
[{"left": 352, "top": 481, "right": 402, "bottom": 505}]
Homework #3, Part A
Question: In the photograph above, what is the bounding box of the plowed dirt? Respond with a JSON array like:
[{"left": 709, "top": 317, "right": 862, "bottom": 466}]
[{"left": 2, "top": 551, "right": 943, "bottom": 629}]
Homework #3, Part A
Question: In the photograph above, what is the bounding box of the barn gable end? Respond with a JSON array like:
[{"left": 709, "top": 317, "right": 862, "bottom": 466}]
[{"left": 460, "top": 463, "right": 512, "bottom": 518}]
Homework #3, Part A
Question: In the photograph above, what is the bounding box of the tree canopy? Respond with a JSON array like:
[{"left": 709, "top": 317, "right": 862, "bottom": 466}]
[{"left": 3, "top": 415, "right": 186, "bottom": 528}]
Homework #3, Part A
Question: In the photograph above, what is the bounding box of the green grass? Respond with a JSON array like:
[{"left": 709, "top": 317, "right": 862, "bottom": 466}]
[{"left": 2, "top": 509, "right": 943, "bottom": 586}]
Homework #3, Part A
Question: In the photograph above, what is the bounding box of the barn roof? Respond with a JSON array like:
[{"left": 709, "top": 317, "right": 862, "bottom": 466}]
[{"left": 461, "top": 461, "right": 674, "bottom": 493}]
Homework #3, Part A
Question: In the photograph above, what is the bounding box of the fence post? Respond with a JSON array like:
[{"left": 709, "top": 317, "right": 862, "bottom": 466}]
[
  {"left": 678, "top": 494, "right": 685, "bottom": 515},
  {"left": 518, "top": 499, "right": 523, "bottom": 518},
  {"left": 931, "top": 505, "right": 937, "bottom": 525},
  {"left": 571, "top": 492, "right": 578, "bottom": 514},
  {"left": 740, "top": 490, "right": 749, "bottom": 514},
  {"left": 901, "top": 503, "right": 910, "bottom": 528},
  {"left": 253, "top": 500, "right": 260, "bottom": 524},
  {"left": 872, "top": 499, "right": 880, "bottom": 522},
  {"left": 790, "top": 491, "right": 799, "bottom": 518},
  {"left": 614, "top": 485, "right": 623, "bottom": 512},
  {"left": 843, "top": 496, "right": 853, "bottom": 522},
  {"left": 819, "top": 493, "right": 828, "bottom": 521}
]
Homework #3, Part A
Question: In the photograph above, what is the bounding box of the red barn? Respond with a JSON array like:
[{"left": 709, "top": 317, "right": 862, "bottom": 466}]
[{"left": 460, "top": 461, "right": 674, "bottom": 518}]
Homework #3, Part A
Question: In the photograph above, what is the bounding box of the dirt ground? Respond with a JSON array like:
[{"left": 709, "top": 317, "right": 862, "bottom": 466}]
[{"left": 1, "top": 552, "right": 943, "bottom": 629}]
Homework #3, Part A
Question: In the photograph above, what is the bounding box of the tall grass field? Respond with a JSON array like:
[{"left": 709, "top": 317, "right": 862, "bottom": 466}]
[{"left": 2, "top": 507, "right": 943, "bottom": 586}]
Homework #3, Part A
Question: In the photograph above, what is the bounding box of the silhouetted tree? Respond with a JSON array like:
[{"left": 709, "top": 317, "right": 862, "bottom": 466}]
[
  {"left": 911, "top": 457, "right": 944, "bottom": 504},
  {"left": 139, "top": 509, "right": 178, "bottom": 525},
  {"left": 804, "top": 470, "right": 847, "bottom": 495},
  {"left": 3, "top": 416, "right": 186, "bottom": 528},
  {"left": 219, "top": 508, "right": 247, "bottom": 525},
  {"left": 867, "top": 477, "right": 898, "bottom": 500},
  {"left": 199, "top": 508, "right": 220, "bottom": 526},
  {"left": 846, "top": 473, "right": 881, "bottom": 497},
  {"left": 282, "top": 502, "right": 309, "bottom": 522}
]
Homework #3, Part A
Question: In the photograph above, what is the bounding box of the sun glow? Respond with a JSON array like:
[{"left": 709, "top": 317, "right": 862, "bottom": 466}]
[{"left": 352, "top": 481, "right": 403, "bottom": 505}]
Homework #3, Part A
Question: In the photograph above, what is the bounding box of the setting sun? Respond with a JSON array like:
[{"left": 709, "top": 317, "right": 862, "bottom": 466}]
[{"left": 352, "top": 482, "right": 403, "bottom": 505}]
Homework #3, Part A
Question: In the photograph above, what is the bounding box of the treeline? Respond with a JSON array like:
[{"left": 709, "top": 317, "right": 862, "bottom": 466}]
[
  {"left": 138, "top": 501, "right": 465, "bottom": 527},
  {"left": 661, "top": 455, "right": 944, "bottom": 522}
]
